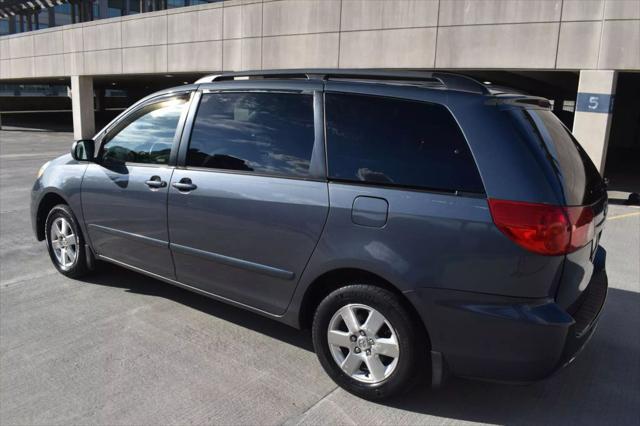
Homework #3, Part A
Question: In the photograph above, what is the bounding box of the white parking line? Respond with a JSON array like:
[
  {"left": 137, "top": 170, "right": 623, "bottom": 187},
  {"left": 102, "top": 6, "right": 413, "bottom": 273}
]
[
  {"left": 609, "top": 212, "right": 640, "bottom": 221},
  {"left": 0, "top": 153, "right": 61, "bottom": 159}
]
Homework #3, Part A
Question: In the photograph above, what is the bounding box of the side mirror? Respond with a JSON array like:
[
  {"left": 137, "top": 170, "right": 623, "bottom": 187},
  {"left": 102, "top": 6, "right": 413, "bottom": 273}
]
[{"left": 71, "top": 139, "right": 95, "bottom": 162}]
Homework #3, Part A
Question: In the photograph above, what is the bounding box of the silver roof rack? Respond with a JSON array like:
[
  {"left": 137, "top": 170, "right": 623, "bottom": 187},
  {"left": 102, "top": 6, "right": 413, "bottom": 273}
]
[{"left": 194, "top": 69, "right": 491, "bottom": 95}]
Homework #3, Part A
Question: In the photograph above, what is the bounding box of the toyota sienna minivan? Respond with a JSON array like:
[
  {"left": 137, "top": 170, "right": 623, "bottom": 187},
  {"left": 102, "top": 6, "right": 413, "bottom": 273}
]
[{"left": 32, "top": 70, "right": 608, "bottom": 400}]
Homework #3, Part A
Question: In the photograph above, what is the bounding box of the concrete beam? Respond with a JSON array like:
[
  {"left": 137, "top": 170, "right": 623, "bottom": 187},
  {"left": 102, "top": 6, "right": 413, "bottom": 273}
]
[
  {"left": 70, "top": 75, "right": 94, "bottom": 140},
  {"left": 572, "top": 70, "right": 617, "bottom": 173},
  {"left": 2, "top": 0, "right": 640, "bottom": 81}
]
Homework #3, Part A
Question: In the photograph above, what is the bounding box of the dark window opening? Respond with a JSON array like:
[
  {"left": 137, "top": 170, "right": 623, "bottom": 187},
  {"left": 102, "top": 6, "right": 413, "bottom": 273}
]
[
  {"left": 325, "top": 93, "right": 484, "bottom": 194},
  {"left": 510, "top": 109, "right": 604, "bottom": 205},
  {"left": 187, "top": 92, "right": 315, "bottom": 178}
]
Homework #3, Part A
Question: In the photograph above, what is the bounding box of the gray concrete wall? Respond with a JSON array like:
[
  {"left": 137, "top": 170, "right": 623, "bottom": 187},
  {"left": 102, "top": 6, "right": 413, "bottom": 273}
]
[{"left": 1, "top": 0, "right": 639, "bottom": 80}]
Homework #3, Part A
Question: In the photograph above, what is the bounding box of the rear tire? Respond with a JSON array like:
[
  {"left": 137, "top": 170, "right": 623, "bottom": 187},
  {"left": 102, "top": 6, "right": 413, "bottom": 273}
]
[
  {"left": 312, "top": 284, "right": 428, "bottom": 400},
  {"left": 45, "top": 204, "right": 90, "bottom": 278}
]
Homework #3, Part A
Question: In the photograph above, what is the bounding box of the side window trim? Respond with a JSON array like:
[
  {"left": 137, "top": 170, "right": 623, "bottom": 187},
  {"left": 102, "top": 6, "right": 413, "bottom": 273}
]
[
  {"left": 309, "top": 90, "right": 326, "bottom": 179},
  {"left": 327, "top": 177, "right": 486, "bottom": 198},
  {"left": 177, "top": 90, "right": 327, "bottom": 181},
  {"left": 170, "top": 91, "right": 197, "bottom": 166},
  {"left": 99, "top": 91, "right": 193, "bottom": 167},
  {"left": 177, "top": 90, "right": 202, "bottom": 168},
  {"left": 175, "top": 165, "right": 328, "bottom": 183}
]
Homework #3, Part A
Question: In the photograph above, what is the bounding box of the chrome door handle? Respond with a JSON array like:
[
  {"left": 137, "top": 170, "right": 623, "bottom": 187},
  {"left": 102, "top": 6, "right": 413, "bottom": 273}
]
[
  {"left": 145, "top": 176, "right": 167, "bottom": 188},
  {"left": 172, "top": 178, "right": 197, "bottom": 192}
]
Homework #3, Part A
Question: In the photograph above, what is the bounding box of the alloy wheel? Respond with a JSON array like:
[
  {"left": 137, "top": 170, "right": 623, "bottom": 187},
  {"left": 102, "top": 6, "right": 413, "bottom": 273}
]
[
  {"left": 327, "top": 303, "right": 400, "bottom": 383},
  {"left": 50, "top": 217, "right": 78, "bottom": 271}
]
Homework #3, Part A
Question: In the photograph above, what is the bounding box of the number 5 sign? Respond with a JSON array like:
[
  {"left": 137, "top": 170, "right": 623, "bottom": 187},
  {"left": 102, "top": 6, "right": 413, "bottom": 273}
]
[{"left": 576, "top": 93, "right": 614, "bottom": 114}]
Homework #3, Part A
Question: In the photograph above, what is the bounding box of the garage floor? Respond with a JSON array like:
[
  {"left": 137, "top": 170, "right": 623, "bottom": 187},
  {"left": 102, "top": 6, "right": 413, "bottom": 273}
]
[{"left": 1, "top": 130, "right": 639, "bottom": 425}]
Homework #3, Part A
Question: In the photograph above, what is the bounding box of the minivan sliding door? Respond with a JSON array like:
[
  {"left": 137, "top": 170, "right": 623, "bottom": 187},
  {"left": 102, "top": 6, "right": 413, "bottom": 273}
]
[{"left": 168, "top": 87, "right": 328, "bottom": 315}]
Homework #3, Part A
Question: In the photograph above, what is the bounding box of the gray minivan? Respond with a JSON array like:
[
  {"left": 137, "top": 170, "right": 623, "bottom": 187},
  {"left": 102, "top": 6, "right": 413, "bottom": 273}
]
[{"left": 32, "top": 70, "right": 608, "bottom": 400}]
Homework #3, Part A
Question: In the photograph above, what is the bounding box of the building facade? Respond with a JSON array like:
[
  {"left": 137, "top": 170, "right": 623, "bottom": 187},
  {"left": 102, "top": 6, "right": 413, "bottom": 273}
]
[
  {"left": 0, "top": 0, "right": 639, "bottom": 178},
  {"left": 0, "top": 0, "right": 221, "bottom": 35}
]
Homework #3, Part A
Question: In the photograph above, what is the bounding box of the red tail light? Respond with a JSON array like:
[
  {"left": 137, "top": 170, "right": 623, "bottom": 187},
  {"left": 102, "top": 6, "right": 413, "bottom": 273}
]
[
  {"left": 566, "top": 204, "right": 595, "bottom": 252},
  {"left": 488, "top": 199, "right": 595, "bottom": 256}
]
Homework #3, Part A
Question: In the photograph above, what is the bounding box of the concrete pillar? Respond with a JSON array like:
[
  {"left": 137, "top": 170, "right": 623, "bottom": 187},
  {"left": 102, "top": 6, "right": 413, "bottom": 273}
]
[
  {"left": 71, "top": 76, "right": 95, "bottom": 140},
  {"left": 572, "top": 70, "right": 618, "bottom": 173}
]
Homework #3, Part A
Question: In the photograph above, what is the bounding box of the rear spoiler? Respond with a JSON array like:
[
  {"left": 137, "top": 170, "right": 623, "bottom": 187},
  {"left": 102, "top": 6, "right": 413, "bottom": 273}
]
[{"left": 486, "top": 96, "right": 552, "bottom": 110}]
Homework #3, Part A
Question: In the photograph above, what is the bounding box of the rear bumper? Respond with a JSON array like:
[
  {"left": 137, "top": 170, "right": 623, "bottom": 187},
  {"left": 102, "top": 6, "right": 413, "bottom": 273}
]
[
  {"left": 409, "top": 247, "right": 608, "bottom": 384},
  {"left": 556, "top": 255, "right": 608, "bottom": 372}
]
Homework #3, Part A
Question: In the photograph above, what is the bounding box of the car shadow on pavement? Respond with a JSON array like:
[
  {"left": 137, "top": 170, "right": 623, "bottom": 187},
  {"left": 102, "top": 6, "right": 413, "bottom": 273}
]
[
  {"left": 381, "top": 287, "right": 640, "bottom": 424},
  {"left": 81, "top": 262, "right": 314, "bottom": 352},
  {"left": 81, "top": 264, "right": 639, "bottom": 424}
]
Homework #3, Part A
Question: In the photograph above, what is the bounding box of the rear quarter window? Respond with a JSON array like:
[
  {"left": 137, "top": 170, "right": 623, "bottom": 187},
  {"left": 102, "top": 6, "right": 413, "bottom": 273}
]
[
  {"left": 325, "top": 93, "right": 484, "bottom": 194},
  {"left": 511, "top": 109, "right": 604, "bottom": 205}
]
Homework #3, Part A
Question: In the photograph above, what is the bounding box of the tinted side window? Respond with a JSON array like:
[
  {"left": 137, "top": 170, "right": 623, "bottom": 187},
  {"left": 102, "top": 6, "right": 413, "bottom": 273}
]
[
  {"left": 325, "top": 93, "right": 484, "bottom": 193},
  {"left": 187, "top": 92, "right": 315, "bottom": 178},
  {"left": 103, "top": 96, "right": 188, "bottom": 165},
  {"left": 524, "top": 110, "right": 604, "bottom": 205}
]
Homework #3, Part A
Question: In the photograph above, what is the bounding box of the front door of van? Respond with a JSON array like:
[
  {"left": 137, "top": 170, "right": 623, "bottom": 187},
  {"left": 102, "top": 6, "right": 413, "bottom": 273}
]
[
  {"left": 168, "top": 88, "right": 329, "bottom": 315},
  {"left": 82, "top": 94, "right": 190, "bottom": 279}
]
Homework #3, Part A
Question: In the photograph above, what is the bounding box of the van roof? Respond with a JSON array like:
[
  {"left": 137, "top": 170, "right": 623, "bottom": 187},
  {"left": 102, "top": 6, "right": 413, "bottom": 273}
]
[
  {"left": 194, "top": 69, "right": 496, "bottom": 95},
  {"left": 140, "top": 69, "right": 547, "bottom": 112}
]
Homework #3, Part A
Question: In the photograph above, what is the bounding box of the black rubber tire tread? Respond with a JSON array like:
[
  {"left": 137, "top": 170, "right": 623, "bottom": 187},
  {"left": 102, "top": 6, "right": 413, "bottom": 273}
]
[
  {"left": 311, "top": 284, "right": 429, "bottom": 400},
  {"left": 44, "top": 204, "right": 90, "bottom": 279}
]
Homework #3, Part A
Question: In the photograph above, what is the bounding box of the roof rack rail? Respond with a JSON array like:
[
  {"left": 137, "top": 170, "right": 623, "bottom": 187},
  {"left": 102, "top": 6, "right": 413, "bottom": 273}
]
[{"left": 194, "top": 69, "right": 490, "bottom": 95}]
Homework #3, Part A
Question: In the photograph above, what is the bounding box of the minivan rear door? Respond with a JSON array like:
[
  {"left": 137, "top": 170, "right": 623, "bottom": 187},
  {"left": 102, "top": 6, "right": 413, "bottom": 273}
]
[
  {"left": 168, "top": 83, "right": 328, "bottom": 315},
  {"left": 510, "top": 108, "right": 607, "bottom": 308}
]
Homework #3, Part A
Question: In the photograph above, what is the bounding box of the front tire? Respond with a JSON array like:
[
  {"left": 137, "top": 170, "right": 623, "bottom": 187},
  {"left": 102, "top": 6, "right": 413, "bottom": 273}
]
[
  {"left": 312, "top": 285, "right": 428, "bottom": 400},
  {"left": 45, "top": 204, "right": 89, "bottom": 278}
]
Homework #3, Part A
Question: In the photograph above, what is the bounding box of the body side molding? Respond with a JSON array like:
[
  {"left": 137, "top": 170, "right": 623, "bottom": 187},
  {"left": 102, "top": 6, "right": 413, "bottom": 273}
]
[
  {"left": 88, "top": 224, "right": 168, "bottom": 248},
  {"left": 170, "top": 243, "right": 295, "bottom": 281}
]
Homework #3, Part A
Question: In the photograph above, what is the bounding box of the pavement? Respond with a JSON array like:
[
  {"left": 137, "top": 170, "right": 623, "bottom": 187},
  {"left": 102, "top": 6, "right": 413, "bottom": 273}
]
[{"left": 1, "top": 130, "right": 639, "bottom": 426}]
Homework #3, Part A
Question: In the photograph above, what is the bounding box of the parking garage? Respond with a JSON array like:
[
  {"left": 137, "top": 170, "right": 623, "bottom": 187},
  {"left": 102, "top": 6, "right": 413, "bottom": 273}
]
[{"left": 2, "top": 69, "right": 638, "bottom": 200}]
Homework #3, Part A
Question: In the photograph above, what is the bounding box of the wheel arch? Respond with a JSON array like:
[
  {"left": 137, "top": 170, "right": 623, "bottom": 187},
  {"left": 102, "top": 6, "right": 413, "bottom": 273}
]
[
  {"left": 35, "top": 191, "right": 69, "bottom": 241},
  {"left": 298, "top": 268, "right": 430, "bottom": 346}
]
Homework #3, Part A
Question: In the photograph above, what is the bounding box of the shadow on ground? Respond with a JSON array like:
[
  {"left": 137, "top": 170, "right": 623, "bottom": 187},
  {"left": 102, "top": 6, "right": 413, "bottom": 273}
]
[
  {"left": 378, "top": 286, "right": 640, "bottom": 424},
  {"left": 81, "top": 263, "right": 640, "bottom": 425},
  {"left": 82, "top": 262, "right": 314, "bottom": 352}
]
